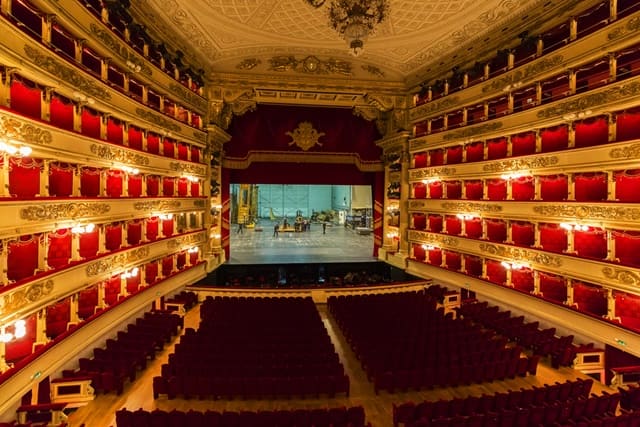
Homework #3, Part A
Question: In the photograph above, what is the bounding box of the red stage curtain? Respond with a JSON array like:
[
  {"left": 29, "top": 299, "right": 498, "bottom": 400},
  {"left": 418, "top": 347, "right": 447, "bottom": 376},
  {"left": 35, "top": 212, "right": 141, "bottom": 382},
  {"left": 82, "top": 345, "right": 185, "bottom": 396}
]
[
  {"left": 9, "top": 157, "right": 41, "bottom": 198},
  {"left": 428, "top": 181, "right": 442, "bottom": 199},
  {"left": 190, "top": 181, "right": 200, "bottom": 197},
  {"left": 512, "top": 268, "right": 534, "bottom": 293},
  {"left": 429, "top": 149, "right": 444, "bottom": 166},
  {"left": 486, "top": 260, "right": 506, "bottom": 285},
  {"left": 106, "top": 170, "right": 123, "bottom": 197},
  {"left": 428, "top": 248, "right": 442, "bottom": 266},
  {"left": 191, "top": 147, "right": 200, "bottom": 163},
  {"left": 10, "top": 78, "right": 42, "bottom": 119},
  {"left": 465, "top": 141, "right": 484, "bottom": 162},
  {"left": 486, "top": 219, "right": 507, "bottom": 242},
  {"left": 178, "top": 143, "right": 189, "bottom": 161},
  {"left": 445, "top": 181, "right": 461, "bottom": 199},
  {"left": 487, "top": 179, "right": 507, "bottom": 200},
  {"left": 465, "top": 218, "right": 482, "bottom": 239},
  {"left": 78, "top": 286, "right": 99, "bottom": 319},
  {"left": 163, "top": 138, "right": 175, "bottom": 158},
  {"left": 104, "top": 276, "right": 120, "bottom": 306},
  {"left": 80, "top": 167, "right": 101, "bottom": 197},
  {"left": 163, "top": 177, "right": 175, "bottom": 196},
  {"left": 46, "top": 299, "right": 70, "bottom": 339},
  {"left": 145, "top": 263, "right": 158, "bottom": 284},
  {"left": 106, "top": 118, "right": 123, "bottom": 144},
  {"left": 128, "top": 174, "right": 142, "bottom": 197},
  {"left": 414, "top": 153, "right": 427, "bottom": 168},
  {"left": 5, "top": 315, "right": 36, "bottom": 364},
  {"left": 105, "top": 223, "right": 122, "bottom": 251},
  {"left": 511, "top": 132, "right": 536, "bottom": 156},
  {"left": 162, "top": 256, "right": 174, "bottom": 276},
  {"left": 575, "top": 228, "right": 607, "bottom": 259},
  {"left": 48, "top": 162, "right": 74, "bottom": 197},
  {"left": 615, "top": 169, "right": 640, "bottom": 202},
  {"left": 487, "top": 137, "right": 508, "bottom": 160},
  {"left": 428, "top": 214, "right": 443, "bottom": 232},
  {"left": 464, "top": 255, "right": 482, "bottom": 277},
  {"left": 50, "top": 94, "right": 74, "bottom": 131},
  {"left": 413, "top": 214, "right": 426, "bottom": 230},
  {"left": 512, "top": 176, "right": 534, "bottom": 201},
  {"left": 540, "top": 174, "right": 568, "bottom": 201},
  {"left": 575, "top": 116, "right": 609, "bottom": 147},
  {"left": 79, "top": 229, "right": 99, "bottom": 259},
  {"left": 540, "top": 125, "right": 568, "bottom": 152},
  {"left": 81, "top": 107, "right": 101, "bottom": 139},
  {"left": 146, "top": 217, "right": 159, "bottom": 241},
  {"left": 128, "top": 126, "right": 143, "bottom": 150},
  {"left": 445, "top": 215, "right": 462, "bottom": 236},
  {"left": 147, "top": 175, "right": 160, "bottom": 197},
  {"left": 7, "top": 235, "right": 38, "bottom": 282},
  {"left": 615, "top": 291, "right": 640, "bottom": 332},
  {"left": 511, "top": 221, "right": 535, "bottom": 247},
  {"left": 464, "top": 180, "right": 483, "bottom": 200},
  {"left": 147, "top": 133, "right": 160, "bottom": 154},
  {"left": 413, "top": 244, "right": 426, "bottom": 261},
  {"left": 446, "top": 146, "right": 463, "bottom": 164},
  {"left": 573, "top": 281, "right": 607, "bottom": 317},
  {"left": 413, "top": 183, "right": 426, "bottom": 199},
  {"left": 614, "top": 230, "right": 640, "bottom": 268},
  {"left": 47, "top": 229, "right": 71, "bottom": 269},
  {"left": 127, "top": 221, "right": 142, "bottom": 246},
  {"left": 162, "top": 218, "right": 174, "bottom": 237},
  {"left": 126, "top": 274, "right": 140, "bottom": 294},
  {"left": 444, "top": 251, "right": 461, "bottom": 270},
  {"left": 539, "top": 272, "right": 566, "bottom": 303},
  {"left": 574, "top": 172, "right": 607, "bottom": 201},
  {"left": 177, "top": 178, "right": 188, "bottom": 196},
  {"left": 540, "top": 223, "right": 567, "bottom": 253},
  {"left": 616, "top": 108, "right": 640, "bottom": 141}
]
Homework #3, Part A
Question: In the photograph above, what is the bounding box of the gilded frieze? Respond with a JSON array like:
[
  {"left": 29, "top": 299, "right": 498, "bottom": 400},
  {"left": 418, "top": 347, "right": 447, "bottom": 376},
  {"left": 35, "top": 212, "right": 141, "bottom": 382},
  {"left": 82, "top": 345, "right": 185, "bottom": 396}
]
[
  {"left": 193, "top": 199, "right": 206, "bottom": 208},
  {"left": 23, "top": 46, "right": 112, "bottom": 101},
  {"left": 89, "top": 24, "right": 152, "bottom": 76},
  {"left": 268, "top": 55, "right": 352, "bottom": 76},
  {"left": 86, "top": 247, "right": 150, "bottom": 277},
  {"left": 0, "top": 115, "right": 52, "bottom": 146},
  {"left": 440, "top": 202, "right": 503, "bottom": 213},
  {"left": 603, "top": 266, "right": 640, "bottom": 287},
  {"left": 133, "top": 200, "right": 181, "bottom": 211},
  {"left": 536, "top": 81, "right": 640, "bottom": 119},
  {"left": 0, "top": 279, "right": 54, "bottom": 316},
  {"left": 609, "top": 143, "right": 640, "bottom": 159},
  {"left": 409, "top": 167, "right": 457, "bottom": 180},
  {"left": 482, "top": 155, "right": 558, "bottom": 172},
  {"left": 479, "top": 243, "right": 562, "bottom": 267},
  {"left": 608, "top": 16, "right": 640, "bottom": 40},
  {"left": 168, "top": 83, "right": 208, "bottom": 112},
  {"left": 166, "top": 232, "right": 205, "bottom": 249},
  {"left": 442, "top": 122, "right": 503, "bottom": 140},
  {"left": 407, "top": 230, "right": 459, "bottom": 247},
  {"left": 409, "top": 97, "right": 460, "bottom": 121},
  {"left": 481, "top": 55, "right": 564, "bottom": 93},
  {"left": 20, "top": 202, "right": 111, "bottom": 221},
  {"left": 532, "top": 205, "right": 640, "bottom": 221},
  {"left": 192, "top": 131, "right": 206, "bottom": 142},
  {"left": 135, "top": 108, "right": 181, "bottom": 132},
  {"left": 169, "top": 162, "right": 205, "bottom": 175},
  {"left": 90, "top": 144, "right": 150, "bottom": 166},
  {"left": 409, "top": 200, "right": 427, "bottom": 210}
]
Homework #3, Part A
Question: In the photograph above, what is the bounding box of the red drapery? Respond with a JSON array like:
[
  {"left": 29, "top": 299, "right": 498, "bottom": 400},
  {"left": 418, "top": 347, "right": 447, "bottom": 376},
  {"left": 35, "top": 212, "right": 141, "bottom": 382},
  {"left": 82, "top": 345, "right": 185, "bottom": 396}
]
[
  {"left": 445, "top": 216, "right": 461, "bottom": 236},
  {"left": 162, "top": 218, "right": 173, "bottom": 237},
  {"left": 10, "top": 78, "right": 42, "bottom": 119},
  {"left": 48, "top": 162, "right": 74, "bottom": 197},
  {"left": 105, "top": 223, "right": 122, "bottom": 251},
  {"left": 79, "top": 229, "right": 99, "bottom": 259},
  {"left": 46, "top": 298, "right": 70, "bottom": 339},
  {"left": 511, "top": 221, "right": 535, "bottom": 247},
  {"left": 486, "top": 259, "right": 506, "bottom": 285},
  {"left": 575, "top": 116, "right": 609, "bottom": 147},
  {"left": 465, "top": 142, "right": 484, "bottom": 162},
  {"left": 163, "top": 138, "right": 175, "bottom": 158},
  {"left": 176, "top": 252, "right": 187, "bottom": 270},
  {"left": 511, "top": 132, "right": 536, "bottom": 156},
  {"left": 147, "top": 133, "right": 160, "bottom": 154},
  {"left": 413, "top": 214, "right": 426, "bottom": 230},
  {"left": 162, "top": 256, "right": 174, "bottom": 277},
  {"left": 428, "top": 181, "right": 442, "bottom": 199},
  {"left": 573, "top": 281, "right": 607, "bottom": 317},
  {"left": 616, "top": 108, "right": 640, "bottom": 141},
  {"left": 539, "top": 272, "right": 567, "bottom": 303},
  {"left": 128, "top": 126, "right": 143, "bottom": 150},
  {"left": 465, "top": 218, "right": 482, "bottom": 239},
  {"left": 444, "top": 251, "right": 461, "bottom": 270},
  {"left": 7, "top": 235, "right": 38, "bottom": 282},
  {"left": 106, "top": 170, "right": 123, "bottom": 197},
  {"left": 145, "top": 263, "right": 158, "bottom": 284},
  {"left": 9, "top": 157, "right": 41, "bottom": 198},
  {"left": 190, "top": 182, "right": 200, "bottom": 197},
  {"left": 540, "top": 174, "right": 568, "bottom": 201},
  {"left": 128, "top": 174, "right": 142, "bottom": 197},
  {"left": 413, "top": 183, "right": 426, "bottom": 199},
  {"left": 428, "top": 214, "right": 443, "bottom": 232},
  {"left": 464, "top": 180, "right": 483, "bottom": 200},
  {"left": 464, "top": 255, "right": 482, "bottom": 277},
  {"left": 487, "top": 137, "right": 508, "bottom": 160},
  {"left": 512, "top": 176, "right": 534, "bottom": 201},
  {"left": 147, "top": 176, "right": 160, "bottom": 197},
  {"left": 615, "top": 169, "right": 640, "bottom": 202},
  {"left": 126, "top": 274, "right": 141, "bottom": 294},
  {"left": 50, "top": 94, "right": 74, "bottom": 131},
  {"left": 78, "top": 286, "right": 99, "bottom": 319},
  {"left": 177, "top": 178, "right": 188, "bottom": 196},
  {"left": 429, "top": 149, "right": 444, "bottom": 166},
  {"left": 574, "top": 172, "right": 607, "bottom": 201},
  {"left": 80, "top": 167, "right": 101, "bottom": 197},
  {"left": 412, "top": 244, "right": 426, "bottom": 261},
  {"left": 446, "top": 146, "right": 463, "bottom": 164},
  {"left": 428, "top": 248, "right": 442, "bottom": 266},
  {"left": 540, "top": 223, "right": 568, "bottom": 253},
  {"left": 487, "top": 179, "right": 507, "bottom": 200},
  {"left": 81, "top": 107, "right": 101, "bottom": 139},
  {"left": 574, "top": 228, "right": 607, "bottom": 259},
  {"left": 486, "top": 219, "right": 507, "bottom": 242},
  {"left": 178, "top": 143, "right": 189, "bottom": 161},
  {"left": 540, "top": 125, "right": 568, "bottom": 152},
  {"left": 5, "top": 315, "right": 37, "bottom": 364},
  {"left": 146, "top": 217, "right": 159, "bottom": 241},
  {"left": 163, "top": 177, "right": 175, "bottom": 196},
  {"left": 414, "top": 153, "right": 427, "bottom": 168},
  {"left": 127, "top": 221, "right": 142, "bottom": 246},
  {"left": 614, "top": 291, "right": 640, "bottom": 332},
  {"left": 47, "top": 229, "right": 71, "bottom": 269},
  {"left": 614, "top": 230, "right": 640, "bottom": 268},
  {"left": 104, "top": 276, "right": 120, "bottom": 306},
  {"left": 190, "top": 147, "right": 200, "bottom": 163},
  {"left": 106, "top": 118, "right": 123, "bottom": 144},
  {"left": 512, "top": 268, "right": 534, "bottom": 293},
  {"left": 445, "top": 181, "right": 461, "bottom": 199}
]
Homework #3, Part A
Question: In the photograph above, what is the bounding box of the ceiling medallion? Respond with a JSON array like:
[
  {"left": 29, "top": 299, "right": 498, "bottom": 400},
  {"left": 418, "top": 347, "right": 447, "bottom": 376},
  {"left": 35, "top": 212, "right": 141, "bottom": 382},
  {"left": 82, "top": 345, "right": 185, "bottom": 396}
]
[
  {"left": 286, "top": 122, "right": 325, "bottom": 151},
  {"left": 269, "top": 55, "right": 352, "bottom": 76}
]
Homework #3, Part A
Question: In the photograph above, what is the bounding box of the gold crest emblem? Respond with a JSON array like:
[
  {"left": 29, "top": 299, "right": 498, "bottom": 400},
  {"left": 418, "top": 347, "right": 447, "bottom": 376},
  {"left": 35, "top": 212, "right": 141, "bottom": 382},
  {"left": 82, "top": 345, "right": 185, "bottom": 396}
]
[{"left": 286, "top": 121, "right": 325, "bottom": 151}]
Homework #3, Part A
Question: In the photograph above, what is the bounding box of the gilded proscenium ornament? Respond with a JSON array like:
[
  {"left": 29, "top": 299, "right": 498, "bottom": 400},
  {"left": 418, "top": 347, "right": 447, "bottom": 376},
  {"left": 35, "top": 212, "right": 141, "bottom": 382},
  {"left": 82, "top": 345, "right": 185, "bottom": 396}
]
[
  {"left": 166, "top": 232, "right": 205, "bottom": 249},
  {"left": 533, "top": 205, "right": 640, "bottom": 221},
  {"left": 0, "top": 114, "right": 52, "bottom": 146},
  {"left": 479, "top": 243, "right": 562, "bottom": 267},
  {"left": 89, "top": 24, "right": 152, "bottom": 77},
  {"left": 408, "top": 230, "right": 459, "bottom": 247},
  {"left": 443, "top": 122, "right": 503, "bottom": 140},
  {"left": 286, "top": 122, "right": 325, "bottom": 151},
  {"left": 603, "top": 266, "right": 640, "bottom": 287},
  {"left": 482, "top": 155, "right": 558, "bottom": 172},
  {"left": 169, "top": 162, "right": 205, "bottom": 175},
  {"left": 610, "top": 143, "right": 640, "bottom": 159},
  {"left": 269, "top": 55, "right": 352, "bottom": 76},
  {"left": 133, "top": 200, "right": 181, "bottom": 211},
  {"left": 135, "top": 108, "right": 181, "bottom": 132},
  {"left": 409, "top": 167, "right": 457, "bottom": 180},
  {"left": 536, "top": 81, "right": 640, "bottom": 119},
  {"left": 608, "top": 16, "right": 640, "bottom": 40},
  {"left": 90, "top": 144, "right": 150, "bottom": 166},
  {"left": 86, "top": 247, "right": 150, "bottom": 277},
  {"left": 441, "top": 202, "right": 503, "bottom": 213},
  {"left": 23, "top": 46, "right": 111, "bottom": 101},
  {"left": 481, "top": 55, "right": 564, "bottom": 93},
  {"left": 0, "top": 280, "right": 54, "bottom": 316},
  {"left": 20, "top": 202, "right": 111, "bottom": 221}
]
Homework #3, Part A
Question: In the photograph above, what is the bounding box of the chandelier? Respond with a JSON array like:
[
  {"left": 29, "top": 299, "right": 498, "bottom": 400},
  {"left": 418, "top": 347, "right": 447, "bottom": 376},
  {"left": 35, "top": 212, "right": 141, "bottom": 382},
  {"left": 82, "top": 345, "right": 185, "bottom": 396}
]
[{"left": 306, "top": 0, "right": 389, "bottom": 57}]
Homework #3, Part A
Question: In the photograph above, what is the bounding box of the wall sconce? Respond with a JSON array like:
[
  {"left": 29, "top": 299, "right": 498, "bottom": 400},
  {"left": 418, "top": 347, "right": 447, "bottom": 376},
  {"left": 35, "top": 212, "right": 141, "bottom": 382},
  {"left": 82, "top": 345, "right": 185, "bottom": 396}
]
[
  {"left": 560, "top": 223, "right": 590, "bottom": 231},
  {"left": 72, "top": 91, "right": 95, "bottom": 105},
  {"left": 500, "top": 171, "right": 530, "bottom": 180},
  {"left": 386, "top": 231, "right": 399, "bottom": 239},
  {"left": 187, "top": 247, "right": 199, "bottom": 254},
  {"left": 0, "top": 320, "right": 26, "bottom": 343},
  {"left": 456, "top": 213, "right": 476, "bottom": 220},
  {"left": 421, "top": 177, "right": 440, "bottom": 184},
  {"left": 126, "top": 60, "right": 142, "bottom": 73},
  {"left": 120, "top": 267, "right": 139, "bottom": 279},
  {"left": 501, "top": 261, "right": 529, "bottom": 270},
  {"left": 562, "top": 110, "right": 592, "bottom": 121},
  {"left": 71, "top": 223, "right": 95, "bottom": 234},
  {"left": 421, "top": 244, "right": 435, "bottom": 250},
  {"left": 0, "top": 140, "right": 32, "bottom": 157},
  {"left": 121, "top": 165, "right": 140, "bottom": 175},
  {"left": 158, "top": 213, "right": 174, "bottom": 221},
  {"left": 185, "top": 175, "right": 199, "bottom": 183}
]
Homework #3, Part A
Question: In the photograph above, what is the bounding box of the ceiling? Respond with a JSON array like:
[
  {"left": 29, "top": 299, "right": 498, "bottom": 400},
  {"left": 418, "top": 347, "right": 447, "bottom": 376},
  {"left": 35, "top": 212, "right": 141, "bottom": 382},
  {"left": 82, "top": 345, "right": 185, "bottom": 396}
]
[{"left": 131, "top": 0, "right": 586, "bottom": 97}]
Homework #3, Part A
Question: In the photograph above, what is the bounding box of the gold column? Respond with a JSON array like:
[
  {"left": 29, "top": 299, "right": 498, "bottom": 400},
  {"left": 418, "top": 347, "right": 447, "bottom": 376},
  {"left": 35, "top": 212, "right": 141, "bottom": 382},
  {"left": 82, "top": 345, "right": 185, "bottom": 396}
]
[
  {"left": 607, "top": 170, "right": 616, "bottom": 201},
  {"left": 39, "top": 160, "right": 49, "bottom": 197},
  {"left": 565, "top": 278, "right": 574, "bottom": 305}
]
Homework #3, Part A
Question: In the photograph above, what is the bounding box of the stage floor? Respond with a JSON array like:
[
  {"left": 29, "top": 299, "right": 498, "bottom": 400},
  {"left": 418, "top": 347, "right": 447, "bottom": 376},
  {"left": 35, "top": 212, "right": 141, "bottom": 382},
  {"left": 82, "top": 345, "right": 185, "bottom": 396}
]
[{"left": 228, "top": 221, "right": 376, "bottom": 264}]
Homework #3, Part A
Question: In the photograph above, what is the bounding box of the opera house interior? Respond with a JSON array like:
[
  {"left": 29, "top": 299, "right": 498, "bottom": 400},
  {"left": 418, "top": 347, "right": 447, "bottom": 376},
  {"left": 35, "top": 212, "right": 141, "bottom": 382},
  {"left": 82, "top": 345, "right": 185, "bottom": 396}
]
[{"left": 2, "top": 0, "right": 640, "bottom": 425}]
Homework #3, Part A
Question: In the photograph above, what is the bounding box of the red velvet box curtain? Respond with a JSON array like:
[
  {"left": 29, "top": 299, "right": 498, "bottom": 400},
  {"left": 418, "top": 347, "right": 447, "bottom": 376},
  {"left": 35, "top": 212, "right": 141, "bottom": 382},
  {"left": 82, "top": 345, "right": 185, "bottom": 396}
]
[
  {"left": 414, "top": 153, "right": 427, "bottom": 168},
  {"left": 50, "top": 94, "right": 74, "bottom": 131},
  {"left": 573, "top": 281, "right": 607, "bottom": 317},
  {"left": 46, "top": 298, "right": 70, "bottom": 338},
  {"left": 105, "top": 223, "right": 122, "bottom": 251},
  {"left": 539, "top": 272, "right": 567, "bottom": 303},
  {"left": 444, "top": 251, "right": 461, "bottom": 270},
  {"left": 146, "top": 217, "right": 159, "bottom": 241},
  {"left": 104, "top": 276, "right": 120, "bottom": 306},
  {"left": 464, "top": 180, "right": 483, "bottom": 200},
  {"left": 147, "top": 176, "right": 160, "bottom": 197},
  {"left": 106, "top": 170, "right": 123, "bottom": 197},
  {"left": 5, "top": 315, "right": 36, "bottom": 364},
  {"left": 128, "top": 174, "right": 142, "bottom": 197},
  {"left": 145, "top": 263, "right": 158, "bottom": 284},
  {"left": 487, "top": 179, "right": 506, "bottom": 200},
  {"left": 512, "top": 268, "right": 534, "bottom": 293},
  {"left": 446, "top": 146, "right": 463, "bottom": 164},
  {"left": 511, "top": 132, "right": 536, "bottom": 156},
  {"left": 162, "top": 218, "right": 173, "bottom": 237},
  {"left": 9, "top": 157, "right": 41, "bottom": 198},
  {"left": 163, "top": 138, "right": 175, "bottom": 158},
  {"left": 412, "top": 214, "right": 426, "bottom": 230},
  {"left": 80, "top": 167, "right": 101, "bottom": 197},
  {"left": 574, "top": 228, "right": 607, "bottom": 259},
  {"left": 127, "top": 221, "right": 142, "bottom": 245},
  {"left": 486, "top": 260, "right": 506, "bottom": 285},
  {"left": 616, "top": 108, "right": 640, "bottom": 141},
  {"left": 413, "top": 183, "right": 426, "bottom": 199},
  {"left": 511, "top": 176, "right": 534, "bottom": 201},
  {"left": 540, "top": 175, "right": 568, "bottom": 201},
  {"left": 428, "top": 215, "right": 443, "bottom": 232},
  {"left": 486, "top": 219, "right": 507, "bottom": 242},
  {"left": 81, "top": 107, "right": 101, "bottom": 139},
  {"left": 511, "top": 221, "right": 535, "bottom": 247},
  {"left": 465, "top": 218, "right": 482, "bottom": 239},
  {"left": 412, "top": 244, "right": 426, "bottom": 261},
  {"left": 614, "top": 230, "right": 640, "bottom": 268},
  {"left": 615, "top": 170, "right": 640, "bottom": 202},
  {"left": 10, "top": 77, "right": 42, "bottom": 119},
  {"left": 428, "top": 181, "right": 442, "bottom": 199},
  {"left": 429, "top": 149, "right": 444, "bottom": 166},
  {"left": 49, "top": 162, "right": 74, "bottom": 197},
  {"left": 162, "top": 256, "right": 174, "bottom": 276},
  {"left": 177, "top": 178, "right": 188, "bottom": 196},
  {"left": 445, "top": 181, "right": 462, "bottom": 199},
  {"left": 465, "top": 142, "right": 484, "bottom": 162},
  {"left": 540, "top": 223, "right": 567, "bottom": 253},
  {"left": 190, "top": 147, "right": 200, "bottom": 163},
  {"left": 428, "top": 248, "right": 442, "bottom": 266},
  {"left": 464, "top": 255, "right": 482, "bottom": 277},
  {"left": 575, "top": 116, "right": 608, "bottom": 147},
  {"left": 126, "top": 274, "right": 141, "bottom": 294},
  {"left": 162, "top": 177, "right": 175, "bottom": 196},
  {"left": 78, "top": 286, "right": 99, "bottom": 319},
  {"left": 487, "top": 138, "right": 508, "bottom": 160},
  {"left": 541, "top": 125, "right": 568, "bottom": 152},
  {"left": 47, "top": 229, "right": 71, "bottom": 269},
  {"left": 128, "top": 125, "right": 143, "bottom": 150},
  {"left": 614, "top": 291, "right": 640, "bottom": 332},
  {"left": 445, "top": 216, "right": 461, "bottom": 236},
  {"left": 147, "top": 133, "right": 160, "bottom": 155},
  {"left": 79, "top": 229, "right": 99, "bottom": 259},
  {"left": 575, "top": 173, "right": 607, "bottom": 201},
  {"left": 107, "top": 118, "right": 123, "bottom": 144},
  {"left": 7, "top": 235, "right": 38, "bottom": 282}
]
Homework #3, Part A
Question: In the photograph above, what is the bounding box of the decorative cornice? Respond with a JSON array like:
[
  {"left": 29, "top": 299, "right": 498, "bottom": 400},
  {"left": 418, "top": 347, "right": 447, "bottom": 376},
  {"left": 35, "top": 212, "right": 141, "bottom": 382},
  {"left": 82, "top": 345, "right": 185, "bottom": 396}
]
[
  {"left": 602, "top": 266, "right": 640, "bottom": 287},
  {"left": 192, "top": 199, "right": 206, "bottom": 208},
  {"left": 192, "top": 131, "right": 207, "bottom": 143},
  {"left": 90, "top": 144, "right": 150, "bottom": 166},
  {"left": 408, "top": 230, "right": 459, "bottom": 247},
  {"left": 409, "top": 167, "right": 457, "bottom": 180},
  {"left": 133, "top": 200, "right": 181, "bottom": 211},
  {"left": 409, "top": 97, "right": 461, "bottom": 121},
  {"left": 409, "top": 200, "right": 428, "bottom": 209},
  {"left": 24, "top": 45, "right": 112, "bottom": 101},
  {"left": 168, "top": 83, "right": 208, "bottom": 112},
  {"left": 479, "top": 243, "right": 562, "bottom": 267},
  {"left": 481, "top": 55, "right": 564, "bottom": 93},
  {"left": 223, "top": 151, "right": 383, "bottom": 172},
  {"left": 0, "top": 279, "right": 54, "bottom": 316},
  {"left": 169, "top": 162, "right": 206, "bottom": 175},
  {"left": 607, "top": 16, "right": 640, "bottom": 40},
  {"left": 442, "top": 122, "right": 503, "bottom": 140},
  {"left": 268, "top": 55, "right": 352, "bottom": 76},
  {"left": 20, "top": 202, "right": 111, "bottom": 221},
  {"left": 482, "top": 155, "right": 558, "bottom": 172},
  {"left": 86, "top": 247, "right": 150, "bottom": 276},
  {"left": 536, "top": 81, "right": 640, "bottom": 119},
  {"left": 441, "top": 202, "right": 503, "bottom": 213},
  {"left": 135, "top": 108, "right": 181, "bottom": 132},
  {"left": 609, "top": 143, "right": 640, "bottom": 159},
  {"left": 88, "top": 23, "right": 152, "bottom": 76},
  {"left": 532, "top": 205, "right": 640, "bottom": 221},
  {"left": 166, "top": 232, "right": 205, "bottom": 249},
  {"left": 0, "top": 114, "right": 52, "bottom": 146}
]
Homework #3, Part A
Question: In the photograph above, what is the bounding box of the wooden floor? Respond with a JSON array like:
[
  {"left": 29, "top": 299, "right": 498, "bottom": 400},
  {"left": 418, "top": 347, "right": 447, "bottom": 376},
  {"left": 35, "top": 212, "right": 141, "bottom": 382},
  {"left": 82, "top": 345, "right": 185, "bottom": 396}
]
[{"left": 67, "top": 302, "right": 614, "bottom": 427}]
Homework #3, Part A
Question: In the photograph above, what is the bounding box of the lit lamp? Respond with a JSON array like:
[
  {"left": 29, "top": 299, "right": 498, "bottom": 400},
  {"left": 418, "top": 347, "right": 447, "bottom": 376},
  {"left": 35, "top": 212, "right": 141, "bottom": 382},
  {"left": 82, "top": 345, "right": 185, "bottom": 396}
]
[{"left": 328, "top": 0, "right": 389, "bottom": 56}]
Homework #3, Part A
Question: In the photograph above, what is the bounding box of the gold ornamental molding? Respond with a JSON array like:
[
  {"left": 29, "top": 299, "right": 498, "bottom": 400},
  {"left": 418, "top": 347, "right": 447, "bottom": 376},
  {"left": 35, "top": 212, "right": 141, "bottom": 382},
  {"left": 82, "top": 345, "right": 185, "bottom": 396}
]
[
  {"left": 0, "top": 279, "right": 54, "bottom": 316},
  {"left": 441, "top": 202, "right": 503, "bottom": 213},
  {"left": 533, "top": 205, "right": 640, "bottom": 221},
  {"left": 169, "top": 162, "right": 206, "bottom": 175},
  {"left": 409, "top": 167, "right": 457, "bottom": 180},
  {"left": 479, "top": 243, "right": 563, "bottom": 268},
  {"left": 286, "top": 122, "right": 325, "bottom": 151},
  {"left": 135, "top": 108, "right": 181, "bottom": 132},
  {"left": 23, "top": 45, "right": 112, "bottom": 101},
  {"left": 609, "top": 143, "right": 640, "bottom": 159},
  {"left": 168, "top": 83, "right": 208, "bottom": 112},
  {"left": 90, "top": 144, "right": 150, "bottom": 166},
  {"left": 192, "top": 199, "right": 206, "bottom": 208},
  {"left": 86, "top": 247, "right": 150, "bottom": 277},
  {"left": 0, "top": 114, "right": 52, "bottom": 146},
  {"left": 268, "top": 55, "right": 352, "bottom": 76},
  {"left": 482, "top": 155, "right": 559, "bottom": 172},
  {"left": 409, "top": 200, "right": 428, "bottom": 210},
  {"left": 88, "top": 23, "right": 152, "bottom": 77},
  {"left": 408, "top": 230, "right": 459, "bottom": 247},
  {"left": 602, "top": 266, "right": 640, "bottom": 287},
  {"left": 442, "top": 122, "right": 503, "bottom": 141},
  {"left": 608, "top": 16, "right": 640, "bottom": 40},
  {"left": 133, "top": 200, "right": 181, "bottom": 211},
  {"left": 536, "top": 81, "right": 640, "bottom": 119},
  {"left": 166, "top": 232, "right": 205, "bottom": 250},
  {"left": 223, "top": 151, "right": 383, "bottom": 172},
  {"left": 20, "top": 202, "right": 111, "bottom": 221},
  {"left": 409, "top": 97, "right": 461, "bottom": 122},
  {"left": 482, "top": 55, "right": 564, "bottom": 93}
]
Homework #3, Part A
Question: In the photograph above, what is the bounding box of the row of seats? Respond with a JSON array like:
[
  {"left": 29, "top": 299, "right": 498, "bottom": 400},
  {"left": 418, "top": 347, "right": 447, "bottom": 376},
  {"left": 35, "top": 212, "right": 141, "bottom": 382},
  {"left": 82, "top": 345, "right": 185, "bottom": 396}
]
[{"left": 164, "top": 290, "right": 198, "bottom": 311}]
